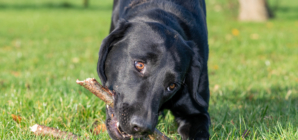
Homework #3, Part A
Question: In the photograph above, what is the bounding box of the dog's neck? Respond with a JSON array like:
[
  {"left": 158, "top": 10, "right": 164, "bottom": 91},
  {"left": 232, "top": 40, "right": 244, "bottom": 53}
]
[
  {"left": 121, "top": 0, "right": 207, "bottom": 42},
  {"left": 115, "top": 0, "right": 209, "bottom": 61}
]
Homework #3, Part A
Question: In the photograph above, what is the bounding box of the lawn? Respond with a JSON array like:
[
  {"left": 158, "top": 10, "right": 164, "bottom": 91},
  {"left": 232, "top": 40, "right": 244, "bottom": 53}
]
[{"left": 0, "top": 0, "right": 297, "bottom": 139}]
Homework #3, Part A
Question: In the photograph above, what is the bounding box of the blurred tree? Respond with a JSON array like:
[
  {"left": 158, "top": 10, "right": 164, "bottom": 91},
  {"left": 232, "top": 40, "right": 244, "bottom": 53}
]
[
  {"left": 238, "top": 0, "right": 273, "bottom": 21},
  {"left": 84, "top": 0, "right": 88, "bottom": 8}
]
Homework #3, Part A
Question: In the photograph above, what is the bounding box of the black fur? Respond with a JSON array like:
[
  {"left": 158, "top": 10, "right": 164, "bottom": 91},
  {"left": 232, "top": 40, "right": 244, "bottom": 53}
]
[{"left": 97, "top": 0, "right": 210, "bottom": 139}]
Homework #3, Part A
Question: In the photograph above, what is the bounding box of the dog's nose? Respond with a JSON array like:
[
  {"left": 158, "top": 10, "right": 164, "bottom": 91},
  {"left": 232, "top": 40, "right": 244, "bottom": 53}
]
[{"left": 130, "top": 118, "right": 152, "bottom": 135}]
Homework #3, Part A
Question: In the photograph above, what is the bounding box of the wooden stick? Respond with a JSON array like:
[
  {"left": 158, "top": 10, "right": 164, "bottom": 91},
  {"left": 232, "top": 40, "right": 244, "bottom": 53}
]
[
  {"left": 30, "top": 124, "right": 81, "bottom": 139},
  {"left": 76, "top": 78, "right": 114, "bottom": 107},
  {"left": 76, "top": 78, "right": 171, "bottom": 140},
  {"left": 150, "top": 128, "right": 171, "bottom": 140},
  {"left": 30, "top": 78, "right": 170, "bottom": 140}
]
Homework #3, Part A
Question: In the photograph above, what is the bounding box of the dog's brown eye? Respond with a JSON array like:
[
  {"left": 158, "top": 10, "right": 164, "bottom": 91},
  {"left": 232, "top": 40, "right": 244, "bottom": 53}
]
[
  {"left": 167, "top": 83, "right": 176, "bottom": 91},
  {"left": 134, "top": 61, "right": 145, "bottom": 71}
]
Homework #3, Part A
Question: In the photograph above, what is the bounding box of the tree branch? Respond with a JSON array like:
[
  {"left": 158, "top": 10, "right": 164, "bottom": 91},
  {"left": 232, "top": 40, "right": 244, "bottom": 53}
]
[
  {"left": 30, "top": 78, "right": 170, "bottom": 140},
  {"left": 30, "top": 124, "right": 82, "bottom": 139}
]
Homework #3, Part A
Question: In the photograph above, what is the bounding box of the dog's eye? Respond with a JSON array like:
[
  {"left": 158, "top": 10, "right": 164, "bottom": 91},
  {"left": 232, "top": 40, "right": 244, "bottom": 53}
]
[
  {"left": 134, "top": 61, "right": 145, "bottom": 72},
  {"left": 167, "top": 83, "right": 176, "bottom": 91}
]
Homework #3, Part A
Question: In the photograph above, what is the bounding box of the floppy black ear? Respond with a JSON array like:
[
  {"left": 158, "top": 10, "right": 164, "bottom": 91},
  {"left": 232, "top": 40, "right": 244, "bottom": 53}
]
[
  {"left": 97, "top": 19, "right": 130, "bottom": 85},
  {"left": 184, "top": 41, "right": 208, "bottom": 107}
]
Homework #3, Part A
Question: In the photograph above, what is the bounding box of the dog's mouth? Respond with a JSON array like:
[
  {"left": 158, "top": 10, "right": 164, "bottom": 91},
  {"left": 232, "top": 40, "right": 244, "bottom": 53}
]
[{"left": 106, "top": 105, "right": 132, "bottom": 139}]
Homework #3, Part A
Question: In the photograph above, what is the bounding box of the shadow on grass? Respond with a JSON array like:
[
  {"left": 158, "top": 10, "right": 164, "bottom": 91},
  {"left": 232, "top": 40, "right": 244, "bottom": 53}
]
[
  {"left": 0, "top": 2, "right": 112, "bottom": 11},
  {"left": 274, "top": 6, "right": 298, "bottom": 20},
  {"left": 276, "top": 6, "right": 298, "bottom": 13}
]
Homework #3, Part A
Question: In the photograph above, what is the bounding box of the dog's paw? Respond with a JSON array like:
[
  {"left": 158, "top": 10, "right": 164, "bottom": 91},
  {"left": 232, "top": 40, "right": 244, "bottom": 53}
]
[{"left": 192, "top": 130, "right": 209, "bottom": 140}]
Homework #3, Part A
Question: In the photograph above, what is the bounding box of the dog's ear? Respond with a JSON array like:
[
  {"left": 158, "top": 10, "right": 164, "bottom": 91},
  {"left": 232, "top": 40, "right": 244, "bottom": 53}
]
[
  {"left": 184, "top": 41, "right": 208, "bottom": 108},
  {"left": 97, "top": 19, "right": 130, "bottom": 85}
]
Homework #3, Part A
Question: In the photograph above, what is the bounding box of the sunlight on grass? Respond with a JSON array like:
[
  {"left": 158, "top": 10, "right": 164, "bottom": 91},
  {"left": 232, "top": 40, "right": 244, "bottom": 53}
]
[{"left": 0, "top": 0, "right": 297, "bottom": 139}]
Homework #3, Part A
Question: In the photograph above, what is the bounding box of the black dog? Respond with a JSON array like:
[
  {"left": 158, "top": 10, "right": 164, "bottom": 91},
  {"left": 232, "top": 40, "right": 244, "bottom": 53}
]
[{"left": 97, "top": 0, "right": 210, "bottom": 139}]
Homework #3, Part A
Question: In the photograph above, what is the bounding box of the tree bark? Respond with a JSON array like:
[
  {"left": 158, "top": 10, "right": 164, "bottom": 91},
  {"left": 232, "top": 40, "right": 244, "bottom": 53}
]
[
  {"left": 238, "top": 0, "right": 273, "bottom": 22},
  {"left": 83, "top": 0, "right": 89, "bottom": 8}
]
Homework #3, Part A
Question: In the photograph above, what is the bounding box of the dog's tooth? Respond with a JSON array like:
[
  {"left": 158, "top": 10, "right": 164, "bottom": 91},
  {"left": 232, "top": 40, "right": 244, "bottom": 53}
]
[
  {"left": 117, "top": 122, "right": 119, "bottom": 127},
  {"left": 106, "top": 105, "right": 109, "bottom": 108}
]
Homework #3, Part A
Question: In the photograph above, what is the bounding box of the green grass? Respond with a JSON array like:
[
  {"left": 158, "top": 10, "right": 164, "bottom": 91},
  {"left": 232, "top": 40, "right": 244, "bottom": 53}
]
[{"left": 0, "top": 0, "right": 297, "bottom": 139}]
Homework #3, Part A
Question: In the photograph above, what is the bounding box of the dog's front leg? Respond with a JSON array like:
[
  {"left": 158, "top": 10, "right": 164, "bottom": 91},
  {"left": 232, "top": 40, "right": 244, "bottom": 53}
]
[{"left": 176, "top": 114, "right": 209, "bottom": 140}]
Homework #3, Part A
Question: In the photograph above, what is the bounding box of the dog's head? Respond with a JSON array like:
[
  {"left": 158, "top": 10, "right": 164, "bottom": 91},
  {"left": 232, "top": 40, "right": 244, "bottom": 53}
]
[{"left": 97, "top": 20, "right": 207, "bottom": 139}]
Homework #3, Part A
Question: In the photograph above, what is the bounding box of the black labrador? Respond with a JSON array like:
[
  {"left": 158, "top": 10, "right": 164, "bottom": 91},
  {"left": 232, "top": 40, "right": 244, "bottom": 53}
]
[{"left": 97, "top": 0, "right": 210, "bottom": 139}]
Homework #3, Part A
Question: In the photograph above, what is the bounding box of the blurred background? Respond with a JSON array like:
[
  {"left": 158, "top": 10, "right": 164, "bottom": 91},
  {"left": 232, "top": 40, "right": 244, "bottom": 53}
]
[{"left": 0, "top": 0, "right": 297, "bottom": 139}]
